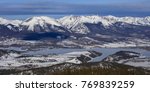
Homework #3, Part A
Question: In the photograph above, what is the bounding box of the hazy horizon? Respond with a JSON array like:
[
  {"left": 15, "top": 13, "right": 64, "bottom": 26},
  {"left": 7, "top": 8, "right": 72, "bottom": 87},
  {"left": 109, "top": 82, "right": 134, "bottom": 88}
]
[
  {"left": 0, "top": 0, "right": 149, "bottom": 19},
  {"left": 1, "top": 14, "right": 150, "bottom": 20}
]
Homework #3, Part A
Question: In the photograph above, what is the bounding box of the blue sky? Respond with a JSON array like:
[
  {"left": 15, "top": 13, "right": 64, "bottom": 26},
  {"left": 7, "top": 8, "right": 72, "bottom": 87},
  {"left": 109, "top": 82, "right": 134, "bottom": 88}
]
[{"left": 0, "top": 0, "right": 150, "bottom": 19}]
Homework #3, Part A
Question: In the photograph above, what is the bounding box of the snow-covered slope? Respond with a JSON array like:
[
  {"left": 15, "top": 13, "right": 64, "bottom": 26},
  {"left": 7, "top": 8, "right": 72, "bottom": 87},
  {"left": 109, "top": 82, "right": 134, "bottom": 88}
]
[
  {"left": 59, "top": 15, "right": 107, "bottom": 34},
  {"left": 0, "top": 17, "right": 22, "bottom": 26},
  {"left": 20, "top": 16, "right": 65, "bottom": 32},
  {"left": 59, "top": 15, "right": 113, "bottom": 27},
  {"left": 59, "top": 15, "right": 150, "bottom": 27},
  {"left": 0, "top": 18, "right": 22, "bottom": 32},
  {"left": 0, "top": 49, "right": 101, "bottom": 69},
  {"left": 0, "top": 15, "right": 150, "bottom": 34},
  {"left": 59, "top": 15, "right": 150, "bottom": 34}
]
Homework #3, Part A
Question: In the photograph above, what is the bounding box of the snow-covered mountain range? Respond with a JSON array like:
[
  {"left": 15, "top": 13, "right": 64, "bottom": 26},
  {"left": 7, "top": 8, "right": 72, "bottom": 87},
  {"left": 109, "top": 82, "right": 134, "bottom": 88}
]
[
  {"left": 59, "top": 15, "right": 150, "bottom": 34},
  {"left": 0, "top": 15, "right": 150, "bottom": 34},
  {"left": 0, "top": 15, "right": 150, "bottom": 48}
]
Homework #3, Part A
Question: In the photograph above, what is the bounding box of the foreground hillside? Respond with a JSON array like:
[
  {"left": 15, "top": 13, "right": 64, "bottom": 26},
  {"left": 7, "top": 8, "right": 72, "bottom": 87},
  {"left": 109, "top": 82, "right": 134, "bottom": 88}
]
[
  {"left": 0, "top": 49, "right": 150, "bottom": 75},
  {"left": 0, "top": 62, "right": 150, "bottom": 75}
]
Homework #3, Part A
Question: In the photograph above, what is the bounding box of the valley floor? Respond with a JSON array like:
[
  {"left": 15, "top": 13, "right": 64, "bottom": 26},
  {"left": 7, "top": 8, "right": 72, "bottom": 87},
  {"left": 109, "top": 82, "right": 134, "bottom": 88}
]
[{"left": 0, "top": 41, "right": 150, "bottom": 75}]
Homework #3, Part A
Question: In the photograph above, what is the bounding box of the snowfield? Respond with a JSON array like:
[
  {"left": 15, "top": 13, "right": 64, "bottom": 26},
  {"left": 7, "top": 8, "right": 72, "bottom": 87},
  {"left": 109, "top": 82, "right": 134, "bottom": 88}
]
[
  {"left": 0, "top": 49, "right": 101, "bottom": 69},
  {"left": 0, "top": 46, "right": 149, "bottom": 70}
]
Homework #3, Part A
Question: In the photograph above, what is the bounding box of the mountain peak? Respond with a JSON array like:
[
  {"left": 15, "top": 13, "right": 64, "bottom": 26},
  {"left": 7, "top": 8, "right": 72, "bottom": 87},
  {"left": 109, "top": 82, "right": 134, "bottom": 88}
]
[{"left": 21, "top": 16, "right": 61, "bottom": 31}]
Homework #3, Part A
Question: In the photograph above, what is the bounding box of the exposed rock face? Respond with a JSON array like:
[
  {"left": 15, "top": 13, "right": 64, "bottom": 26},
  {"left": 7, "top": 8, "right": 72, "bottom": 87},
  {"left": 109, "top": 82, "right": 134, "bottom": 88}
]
[
  {"left": 0, "top": 49, "right": 20, "bottom": 57},
  {"left": 0, "top": 50, "right": 8, "bottom": 57},
  {"left": 102, "top": 51, "right": 150, "bottom": 70},
  {"left": 103, "top": 51, "right": 140, "bottom": 62},
  {"left": 76, "top": 51, "right": 102, "bottom": 63}
]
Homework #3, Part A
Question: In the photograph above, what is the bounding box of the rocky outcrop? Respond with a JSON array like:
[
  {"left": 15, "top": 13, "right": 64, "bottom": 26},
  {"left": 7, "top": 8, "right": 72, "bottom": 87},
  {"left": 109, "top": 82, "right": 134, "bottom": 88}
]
[
  {"left": 77, "top": 51, "right": 102, "bottom": 63},
  {"left": 103, "top": 51, "right": 140, "bottom": 62}
]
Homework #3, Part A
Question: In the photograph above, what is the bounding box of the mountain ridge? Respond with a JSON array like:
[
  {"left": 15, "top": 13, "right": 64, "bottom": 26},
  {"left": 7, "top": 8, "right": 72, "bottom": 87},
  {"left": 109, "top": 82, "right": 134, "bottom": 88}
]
[
  {"left": 0, "top": 15, "right": 150, "bottom": 43},
  {"left": 0, "top": 15, "right": 150, "bottom": 33}
]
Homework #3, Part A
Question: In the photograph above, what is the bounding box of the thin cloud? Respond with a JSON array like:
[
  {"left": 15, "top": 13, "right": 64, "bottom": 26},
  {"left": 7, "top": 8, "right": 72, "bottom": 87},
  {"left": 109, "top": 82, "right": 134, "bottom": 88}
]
[{"left": 0, "top": 1, "right": 149, "bottom": 16}]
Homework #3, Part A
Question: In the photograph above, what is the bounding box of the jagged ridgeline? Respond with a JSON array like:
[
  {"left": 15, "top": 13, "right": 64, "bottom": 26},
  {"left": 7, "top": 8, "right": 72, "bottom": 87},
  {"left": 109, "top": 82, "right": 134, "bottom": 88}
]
[{"left": 0, "top": 16, "right": 150, "bottom": 39}]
